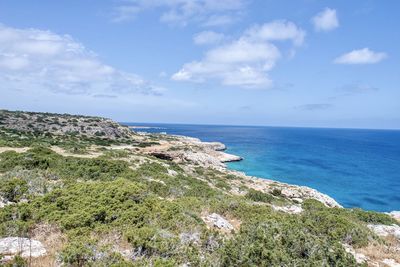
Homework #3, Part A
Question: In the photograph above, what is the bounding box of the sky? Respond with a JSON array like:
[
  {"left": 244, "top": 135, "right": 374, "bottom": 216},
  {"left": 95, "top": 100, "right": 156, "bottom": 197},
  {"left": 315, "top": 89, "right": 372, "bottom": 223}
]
[{"left": 0, "top": 0, "right": 399, "bottom": 129}]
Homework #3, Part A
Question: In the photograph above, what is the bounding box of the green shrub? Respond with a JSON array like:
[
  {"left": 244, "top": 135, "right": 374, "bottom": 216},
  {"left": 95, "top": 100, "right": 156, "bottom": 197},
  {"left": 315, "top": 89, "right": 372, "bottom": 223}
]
[
  {"left": 34, "top": 179, "right": 147, "bottom": 230},
  {"left": 271, "top": 188, "right": 282, "bottom": 196},
  {"left": 302, "top": 199, "right": 375, "bottom": 247},
  {"left": 351, "top": 208, "right": 398, "bottom": 225},
  {"left": 125, "top": 227, "right": 179, "bottom": 257},
  {"left": 221, "top": 219, "right": 357, "bottom": 266},
  {"left": 245, "top": 189, "right": 273, "bottom": 203},
  {"left": 60, "top": 239, "right": 95, "bottom": 266},
  {"left": 0, "top": 178, "right": 28, "bottom": 202}
]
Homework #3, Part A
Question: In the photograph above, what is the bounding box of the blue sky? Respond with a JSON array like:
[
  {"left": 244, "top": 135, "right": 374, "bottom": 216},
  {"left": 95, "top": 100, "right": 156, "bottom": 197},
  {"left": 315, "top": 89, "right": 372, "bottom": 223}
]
[{"left": 0, "top": 0, "right": 399, "bottom": 129}]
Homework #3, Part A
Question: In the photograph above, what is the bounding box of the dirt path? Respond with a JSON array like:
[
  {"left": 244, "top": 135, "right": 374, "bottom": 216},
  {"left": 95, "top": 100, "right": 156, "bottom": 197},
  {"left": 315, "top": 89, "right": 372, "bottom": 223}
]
[{"left": 0, "top": 147, "right": 30, "bottom": 153}]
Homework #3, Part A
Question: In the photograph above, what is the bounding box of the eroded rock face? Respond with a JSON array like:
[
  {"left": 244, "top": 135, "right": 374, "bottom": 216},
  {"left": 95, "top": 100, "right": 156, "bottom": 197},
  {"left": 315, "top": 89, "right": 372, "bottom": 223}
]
[{"left": 0, "top": 237, "right": 46, "bottom": 260}]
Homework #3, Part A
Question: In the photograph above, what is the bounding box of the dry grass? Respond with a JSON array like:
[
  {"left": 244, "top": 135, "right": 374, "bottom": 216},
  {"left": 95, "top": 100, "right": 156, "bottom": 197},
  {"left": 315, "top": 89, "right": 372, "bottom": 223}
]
[
  {"left": 29, "top": 223, "right": 66, "bottom": 267},
  {"left": 356, "top": 235, "right": 400, "bottom": 266},
  {"left": 50, "top": 146, "right": 102, "bottom": 158},
  {"left": 96, "top": 231, "right": 133, "bottom": 260}
]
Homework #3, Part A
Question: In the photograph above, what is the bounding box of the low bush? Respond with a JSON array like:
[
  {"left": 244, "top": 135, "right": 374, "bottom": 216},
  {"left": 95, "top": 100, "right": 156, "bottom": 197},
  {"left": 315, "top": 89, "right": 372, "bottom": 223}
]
[
  {"left": 0, "top": 178, "right": 28, "bottom": 202},
  {"left": 245, "top": 188, "right": 273, "bottom": 203}
]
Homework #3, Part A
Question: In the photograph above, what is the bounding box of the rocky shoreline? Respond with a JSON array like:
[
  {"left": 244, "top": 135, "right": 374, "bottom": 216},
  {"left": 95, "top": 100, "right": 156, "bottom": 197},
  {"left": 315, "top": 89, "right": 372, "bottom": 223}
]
[
  {"left": 137, "top": 132, "right": 342, "bottom": 208},
  {"left": 145, "top": 132, "right": 400, "bottom": 215}
]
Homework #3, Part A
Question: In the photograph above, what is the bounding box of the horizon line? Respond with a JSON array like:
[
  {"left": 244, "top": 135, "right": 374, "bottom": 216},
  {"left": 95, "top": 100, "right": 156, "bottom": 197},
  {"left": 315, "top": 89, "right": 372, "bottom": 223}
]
[{"left": 120, "top": 121, "right": 400, "bottom": 131}]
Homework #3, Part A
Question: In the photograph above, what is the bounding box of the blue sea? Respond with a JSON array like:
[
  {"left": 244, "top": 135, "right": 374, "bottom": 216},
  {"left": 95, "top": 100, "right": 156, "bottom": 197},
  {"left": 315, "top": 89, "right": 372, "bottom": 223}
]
[{"left": 125, "top": 123, "right": 400, "bottom": 212}]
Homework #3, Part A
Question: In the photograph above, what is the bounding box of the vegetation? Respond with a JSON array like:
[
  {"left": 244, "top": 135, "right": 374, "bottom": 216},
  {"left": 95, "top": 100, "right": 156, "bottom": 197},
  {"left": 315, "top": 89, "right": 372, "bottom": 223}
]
[{"left": 0, "top": 110, "right": 397, "bottom": 266}]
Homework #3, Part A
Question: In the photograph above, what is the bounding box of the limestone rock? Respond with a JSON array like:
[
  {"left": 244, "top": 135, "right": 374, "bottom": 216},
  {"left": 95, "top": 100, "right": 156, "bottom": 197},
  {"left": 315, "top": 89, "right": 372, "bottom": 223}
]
[
  {"left": 382, "top": 259, "right": 400, "bottom": 267},
  {"left": 203, "top": 213, "right": 233, "bottom": 231},
  {"left": 280, "top": 186, "right": 341, "bottom": 208},
  {"left": 167, "top": 169, "right": 178, "bottom": 176},
  {"left": 272, "top": 205, "right": 303, "bottom": 214},
  {"left": 388, "top": 211, "right": 400, "bottom": 222},
  {"left": 179, "top": 232, "right": 200, "bottom": 245},
  {"left": 342, "top": 244, "right": 369, "bottom": 264},
  {"left": 0, "top": 237, "right": 46, "bottom": 260},
  {"left": 368, "top": 224, "right": 400, "bottom": 239}
]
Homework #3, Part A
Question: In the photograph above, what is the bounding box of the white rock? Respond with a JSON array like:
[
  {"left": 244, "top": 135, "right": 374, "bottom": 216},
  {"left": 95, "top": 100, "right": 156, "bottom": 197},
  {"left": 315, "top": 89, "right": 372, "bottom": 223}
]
[
  {"left": 368, "top": 224, "right": 400, "bottom": 239},
  {"left": 0, "top": 237, "right": 46, "bottom": 259},
  {"left": 292, "top": 198, "right": 303, "bottom": 203},
  {"left": 272, "top": 205, "right": 303, "bottom": 214},
  {"left": 388, "top": 211, "right": 400, "bottom": 221},
  {"left": 167, "top": 169, "right": 178, "bottom": 176},
  {"left": 281, "top": 186, "right": 341, "bottom": 208},
  {"left": 342, "top": 243, "right": 369, "bottom": 264},
  {"left": 203, "top": 213, "right": 233, "bottom": 231},
  {"left": 179, "top": 232, "right": 200, "bottom": 245},
  {"left": 216, "top": 152, "right": 242, "bottom": 163},
  {"left": 382, "top": 259, "right": 400, "bottom": 267},
  {"left": 0, "top": 197, "right": 13, "bottom": 208}
]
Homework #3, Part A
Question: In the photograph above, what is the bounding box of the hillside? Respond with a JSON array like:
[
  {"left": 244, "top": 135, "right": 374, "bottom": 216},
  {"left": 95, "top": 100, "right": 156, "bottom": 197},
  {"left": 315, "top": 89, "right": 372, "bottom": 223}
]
[{"left": 0, "top": 110, "right": 399, "bottom": 266}]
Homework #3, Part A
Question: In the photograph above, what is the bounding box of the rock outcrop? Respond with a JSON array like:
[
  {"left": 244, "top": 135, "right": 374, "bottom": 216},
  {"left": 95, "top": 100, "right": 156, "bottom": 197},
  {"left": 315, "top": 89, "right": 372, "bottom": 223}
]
[
  {"left": 202, "top": 213, "right": 234, "bottom": 232},
  {"left": 389, "top": 211, "right": 400, "bottom": 222},
  {"left": 272, "top": 205, "right": 303, "bottom": 214},
  {"left": 0, "top": 237, "right": 46, "bottom": 260},
  {"left": 368, "top": 224, "right": 400, "bottom": 239}
]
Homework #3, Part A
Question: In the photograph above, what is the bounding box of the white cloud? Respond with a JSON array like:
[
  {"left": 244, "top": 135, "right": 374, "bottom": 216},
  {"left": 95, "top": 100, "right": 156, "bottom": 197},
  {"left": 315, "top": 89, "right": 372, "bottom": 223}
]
[
  {"left": 312, "top": 8, "right": 339, "bottom": 32},
  {"left": 202, "top": 15, "right": 236, "bottom": 27},
  {"left": 0, "top": 24, "right": 162, "bottom": 96},
  {"left": 193, "top": 31, "right": 225, "bottom": 45},
  {"left": 334, "top": 48, "right": 387, "bottom": 64},
  {"left": 172, "top": 20, "right": 304, "bottom": 88},
  {"left": 245, "top": 20, "right": 305, "bottom": 46},
  {"left": 112, "top": 0, "right": 247, "bottom": 26}
]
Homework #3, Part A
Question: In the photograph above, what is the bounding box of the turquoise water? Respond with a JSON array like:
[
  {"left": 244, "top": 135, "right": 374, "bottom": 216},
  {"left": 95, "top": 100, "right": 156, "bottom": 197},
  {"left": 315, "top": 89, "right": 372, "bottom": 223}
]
[{"left": 125, "top": 123, "right": 400, "bottom": 212}]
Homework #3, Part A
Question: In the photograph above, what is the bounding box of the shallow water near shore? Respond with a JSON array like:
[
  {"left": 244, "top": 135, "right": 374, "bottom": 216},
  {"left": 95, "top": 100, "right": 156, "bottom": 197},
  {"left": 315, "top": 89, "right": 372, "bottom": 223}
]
[{"left": 125, "top": 123, "right": 400, "bottom": 212}]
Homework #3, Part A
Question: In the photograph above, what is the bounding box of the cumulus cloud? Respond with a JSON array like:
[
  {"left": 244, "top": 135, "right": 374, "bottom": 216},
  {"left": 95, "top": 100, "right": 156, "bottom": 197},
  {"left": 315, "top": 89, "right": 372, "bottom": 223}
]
[
  {"left": 312, "top": 8, "right": 339, "bottom": 32},
  {"left": 244, "top": 20, "right": 305, "bottom": 46},
  {"left": 172, "top": 20, "right": 305, "bottom": 88},
  {"left": 334, "top": 48, "right": 387, "bottom": 64},
  {"left": 0, "top": 24, "right": 162, "bottom": 96},
  {"left": 193, "top": 31, "right": 225, "bottom": 45},
  {"left": 112, "top": 0, "right": 247, "bottom": 26}
]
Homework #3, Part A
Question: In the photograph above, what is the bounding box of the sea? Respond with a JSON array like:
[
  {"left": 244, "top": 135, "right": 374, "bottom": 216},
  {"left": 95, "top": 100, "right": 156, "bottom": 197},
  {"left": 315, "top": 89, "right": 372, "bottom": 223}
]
[{"left": 124, "top": 123, "right": 400, "bottom": 212}]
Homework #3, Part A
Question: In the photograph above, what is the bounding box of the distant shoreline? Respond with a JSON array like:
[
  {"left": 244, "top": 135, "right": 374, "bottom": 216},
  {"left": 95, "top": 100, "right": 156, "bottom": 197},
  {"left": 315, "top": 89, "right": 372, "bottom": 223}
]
[{"left": 127, "top": 125, "right": 165, "bottom": 130}]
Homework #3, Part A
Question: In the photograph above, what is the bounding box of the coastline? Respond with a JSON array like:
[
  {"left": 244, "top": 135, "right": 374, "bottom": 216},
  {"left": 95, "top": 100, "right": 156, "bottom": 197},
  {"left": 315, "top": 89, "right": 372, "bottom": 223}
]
[
  {"left": 131, "top": 123, "right": 400, "bottom": 213},
  {"left": 140, "top": 131, "right": 400, "bottom": 216},
  {"left": 137, "top": 132, "right": 342, "bottom": 208}
]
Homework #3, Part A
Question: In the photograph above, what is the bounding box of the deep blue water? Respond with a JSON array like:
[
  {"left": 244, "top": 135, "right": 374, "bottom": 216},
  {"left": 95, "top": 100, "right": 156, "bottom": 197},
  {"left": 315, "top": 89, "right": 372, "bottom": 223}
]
[{"left": 124, "top": 123, "right": 400, "bottom": 212}]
